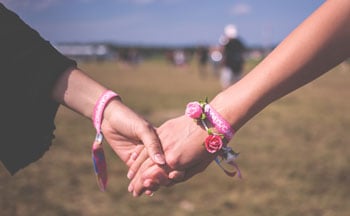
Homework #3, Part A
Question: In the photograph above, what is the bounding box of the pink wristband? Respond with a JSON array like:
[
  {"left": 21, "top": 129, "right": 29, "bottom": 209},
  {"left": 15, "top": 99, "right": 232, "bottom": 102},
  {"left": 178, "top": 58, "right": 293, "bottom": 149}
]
[
  {"left": 204, "top": 104, "right": 234, "bottom": 141},
  {"left": 92, "top": 90, "right": 119, "bottom": 134},
  {"left": 91, "top": 90, "right": 119, "bottom": 191}
]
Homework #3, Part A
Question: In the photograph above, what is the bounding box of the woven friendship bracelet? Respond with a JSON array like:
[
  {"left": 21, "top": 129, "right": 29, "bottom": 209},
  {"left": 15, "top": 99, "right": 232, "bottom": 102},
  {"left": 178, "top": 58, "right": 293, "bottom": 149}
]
[{"left": 91, "top": 90, "right": 119, "bottom": 191}]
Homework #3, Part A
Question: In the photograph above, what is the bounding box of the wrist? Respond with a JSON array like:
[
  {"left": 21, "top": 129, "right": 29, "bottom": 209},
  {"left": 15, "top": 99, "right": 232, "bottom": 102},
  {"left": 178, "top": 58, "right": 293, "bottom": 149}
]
[
  {"left": 210, "top": 90, "right": 248, "bottom": 132},
  {"left": 101, "top": 96, "right": 123, "bottom": 125},
  {"left": 184, "top": 98, "right": 241, "bottom": 178},
  {"left": 91, "top": 89, "right": 120, "bottom": 191},
  {"left": 185, "top": 99, "right": 234, "bottom": 150},
  {"left": 92, "top": 90, "right": 120, "bottom": 133},
  {"left": 52, "top": 67, "right": 107, "bottom": 119}
]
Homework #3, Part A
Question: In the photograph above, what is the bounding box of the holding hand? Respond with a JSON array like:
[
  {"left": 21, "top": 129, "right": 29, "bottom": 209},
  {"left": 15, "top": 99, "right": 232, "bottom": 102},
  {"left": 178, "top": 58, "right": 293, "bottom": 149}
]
[
  {"left": 102, "top": 98, "right": 166, "bottom": 167},
  {"left": 128, "top": 115, "right": 214, "bottom": 196},
  {"left": 128, "top": 0, "right": 350, "bottom": 197},
  {"left": 128, "top": 99, "right": 241, "bottom": 196},
  {"left": 92, "top": 91, "right": 167, "bottom": 191},
  {"left": 52, "top": 68, "right": 166, "bottom": 190}
]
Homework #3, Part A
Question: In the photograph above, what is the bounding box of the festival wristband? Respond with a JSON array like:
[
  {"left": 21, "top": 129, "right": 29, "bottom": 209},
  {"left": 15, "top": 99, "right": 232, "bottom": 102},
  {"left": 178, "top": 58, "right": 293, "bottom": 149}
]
[{"left": 91, "top": 90, "right": 119, "bottom": 191}]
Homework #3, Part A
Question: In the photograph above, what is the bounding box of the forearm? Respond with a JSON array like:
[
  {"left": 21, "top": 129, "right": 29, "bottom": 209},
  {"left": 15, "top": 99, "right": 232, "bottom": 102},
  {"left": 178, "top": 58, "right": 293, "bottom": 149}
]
[
  {"left": 128, "top": 0, "right": 350, "bottom": 195},
  {"left": 51, "top": 67, "right": 107, "bottom": 119},
  {"left": 212, "top": 0, "right": 350, "bottom": 131},
  {"left": 52, "top": 66, "right": 166, "bottom": 168}
]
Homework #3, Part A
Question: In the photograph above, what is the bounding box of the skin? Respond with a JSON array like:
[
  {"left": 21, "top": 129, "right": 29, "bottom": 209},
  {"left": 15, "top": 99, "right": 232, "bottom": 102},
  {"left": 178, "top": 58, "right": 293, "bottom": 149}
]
[
  {"left": 128, "top": 0, "right": 350, "bottom": 196},
  {"left": 51, "top": 67, "right": 166, "bottom": 172}
]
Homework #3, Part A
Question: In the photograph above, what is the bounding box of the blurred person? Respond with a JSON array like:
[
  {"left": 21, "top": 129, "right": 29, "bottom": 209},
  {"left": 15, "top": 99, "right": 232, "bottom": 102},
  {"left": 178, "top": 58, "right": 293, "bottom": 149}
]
[
  {"left": 173, "top": 49, "right": 187, "bottom": 67},
  {"left": 0, "top": 3, "right": 166, "bottom": 190},
  {"left": 219, "top": 24, "right": 246, "bottom": 89},
  {"left": 209, "top": 45, "right": 223, "bottom": 77},
  {"left": 126, "top": 0, "right": 350, "bottom": 196},
  {"left": 127, "top": 48, "right": 142, "bottom": 66}
]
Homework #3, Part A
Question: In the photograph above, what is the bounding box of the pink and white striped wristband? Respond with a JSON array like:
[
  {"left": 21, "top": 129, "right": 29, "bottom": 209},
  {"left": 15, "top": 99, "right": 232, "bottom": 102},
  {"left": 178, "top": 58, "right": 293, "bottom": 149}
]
[
  {"left": 93, "top": 90, "right": 119, "bottom": 134},
  {"left": 91, "top": 90, "right": 119, "bottom": 191},
  {"left": 204, "top": 104, "right": 234, "bottom": 141}
]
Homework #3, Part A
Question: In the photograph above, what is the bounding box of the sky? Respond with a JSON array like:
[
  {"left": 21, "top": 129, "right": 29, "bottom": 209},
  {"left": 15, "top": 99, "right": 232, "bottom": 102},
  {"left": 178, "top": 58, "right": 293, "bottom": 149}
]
[{"left": 2, "top": 0, "right": 325, "bottom": 47}]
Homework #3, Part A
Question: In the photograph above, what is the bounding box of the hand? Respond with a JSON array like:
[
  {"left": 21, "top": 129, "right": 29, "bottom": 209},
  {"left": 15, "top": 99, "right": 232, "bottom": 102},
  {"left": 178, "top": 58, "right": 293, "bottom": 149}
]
[
  {"left": 128, "top": 115, "right": 216, "bottom": 196},
  {"left": 101, "top": 99, "right": 165, "bottom": 167},
  {"left": 51, "top": 68, "right": 166, "bottom": 183}
]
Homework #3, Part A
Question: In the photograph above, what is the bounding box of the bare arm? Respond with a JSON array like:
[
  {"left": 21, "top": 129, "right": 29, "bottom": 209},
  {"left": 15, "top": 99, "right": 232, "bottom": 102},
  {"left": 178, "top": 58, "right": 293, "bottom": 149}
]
[
  {"left": 51, "top": 67, "right": 165, "bottom": 166},
  {"left": 128, "top": 0, "right": 350, "bottom": 196},
  {"left": 212, "top": 0, "right": 350, "bottom": 130},
  {"left": 51, "top": 67, "right": 107, "bottom": 119}
]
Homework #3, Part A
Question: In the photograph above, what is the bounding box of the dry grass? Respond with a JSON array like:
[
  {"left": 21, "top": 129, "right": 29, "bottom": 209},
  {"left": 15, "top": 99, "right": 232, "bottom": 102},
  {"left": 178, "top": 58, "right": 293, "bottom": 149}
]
[{"left": 1, "top": 59, "right": 350, "bottom": 216}]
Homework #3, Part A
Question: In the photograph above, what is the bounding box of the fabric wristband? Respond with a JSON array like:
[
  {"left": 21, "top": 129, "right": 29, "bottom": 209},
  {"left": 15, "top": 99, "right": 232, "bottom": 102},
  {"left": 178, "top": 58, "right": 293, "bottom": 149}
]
[
  {"left": 91, "top": 90, "right": 119, "bottom": 191},
  {"left": 93, "top": 90, "right": 119, "bottom": 134},
  {"left": 203, "top": 104, "right": 234, "bottom": 141}
]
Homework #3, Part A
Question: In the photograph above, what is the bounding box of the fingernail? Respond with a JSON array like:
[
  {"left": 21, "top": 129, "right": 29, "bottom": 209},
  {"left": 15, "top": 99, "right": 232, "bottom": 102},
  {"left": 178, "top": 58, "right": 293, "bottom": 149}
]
[
  {"left": 128, "top": 184, "right": 134, "bottom": 192},
  {"left": 143, "top": 179, "right": 152, "bottom": 187},
  {"left": 146, "top": 190, "right": 154, "bottom": 196},
  {"left": 168, "top": 172, "right": 175, "bottom": 179},
  {"left": 127, "top": 170, "right": 134, "bottom": 179},
  {"left": 130, "top": 152, "right": 138, "bottom": 161},
  {"left": 154, "top": 153, "right": 165, "bottom": 165}
]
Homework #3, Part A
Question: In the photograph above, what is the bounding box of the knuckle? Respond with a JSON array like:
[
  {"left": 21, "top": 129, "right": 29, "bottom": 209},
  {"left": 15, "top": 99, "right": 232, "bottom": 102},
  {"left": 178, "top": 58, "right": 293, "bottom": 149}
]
[
  {"left": 166, "top": 154, "right": 181, "bottom": 169},
  {"left": 136, "top": 122, "right": 155, "bottom": 137}
]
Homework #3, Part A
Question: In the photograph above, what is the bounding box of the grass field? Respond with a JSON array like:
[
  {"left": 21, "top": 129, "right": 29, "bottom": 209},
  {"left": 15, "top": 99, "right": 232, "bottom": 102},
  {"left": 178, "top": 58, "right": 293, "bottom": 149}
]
[{"left": 1, "top": 59, "right": 350, "bottom": 216}]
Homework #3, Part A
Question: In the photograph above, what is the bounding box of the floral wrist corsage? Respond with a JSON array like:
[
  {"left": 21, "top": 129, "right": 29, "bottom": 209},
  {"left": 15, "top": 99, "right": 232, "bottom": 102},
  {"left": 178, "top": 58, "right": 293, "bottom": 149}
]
[{"left": 185, "top": 98, "right": 242, "bottom": 178}]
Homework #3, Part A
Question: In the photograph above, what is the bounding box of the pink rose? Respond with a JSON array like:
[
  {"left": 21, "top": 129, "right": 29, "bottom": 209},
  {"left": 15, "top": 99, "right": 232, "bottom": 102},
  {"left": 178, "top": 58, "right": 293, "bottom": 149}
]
[
  {"left": 185, "top": 102, "right": 203, "bottom": 119},
  {"left": 204, "top": 134, "right": 223, "bottom": 153}
]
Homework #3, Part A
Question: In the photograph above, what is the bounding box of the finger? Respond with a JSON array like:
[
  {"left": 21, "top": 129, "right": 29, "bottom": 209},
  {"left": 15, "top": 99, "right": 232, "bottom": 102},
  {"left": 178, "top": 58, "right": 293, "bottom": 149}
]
[
  {"left": 125, "top": 145, "right": 144, "bottom": 167},
  {"left": 143, "top": 179, "right": 160, "bottom": 194},
  {"left": 133, "top": 178, "right": 161, "bottom": 197},
  {"left": 133, "top": 179, "right": 156, "bottom": 197},
  {"left": 127, "top": 148, "right": 148, "bottom": 179},
  {"left": 142, "top": 165, "right": 173, "bottom": 186},
  {"left": 168, "top": 170, "right": 185, "bottom": 182},
  {"left": 128, "top": 158, "right": 155, "bottom": 196},
  {"left": 145, "top": 189, "right": 158, "bottom": 197},
  {"left": 132, "top": 162, "right": 169, "bottom": 196},
  {"left": 138, "top": 124, "right": 165, "bottom": 165}
]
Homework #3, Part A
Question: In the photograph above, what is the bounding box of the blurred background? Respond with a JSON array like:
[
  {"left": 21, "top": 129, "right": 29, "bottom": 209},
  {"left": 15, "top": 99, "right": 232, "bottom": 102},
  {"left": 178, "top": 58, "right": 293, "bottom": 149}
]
[{"left": 2, "top": 0, "right": 350, "bottom": 215}]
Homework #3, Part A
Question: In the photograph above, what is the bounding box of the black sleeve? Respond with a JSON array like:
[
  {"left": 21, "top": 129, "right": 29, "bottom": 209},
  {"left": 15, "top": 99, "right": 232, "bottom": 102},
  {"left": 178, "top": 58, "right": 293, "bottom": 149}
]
[{"left": 0, "top": 3, "right": 77, "bottom": 174}]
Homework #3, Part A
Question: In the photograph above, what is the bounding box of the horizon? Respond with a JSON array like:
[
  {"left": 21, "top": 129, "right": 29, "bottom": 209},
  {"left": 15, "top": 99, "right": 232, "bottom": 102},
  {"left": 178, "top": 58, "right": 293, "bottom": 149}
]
[{"left": 2, "top": 0, "right": 324, "bottom": 47}]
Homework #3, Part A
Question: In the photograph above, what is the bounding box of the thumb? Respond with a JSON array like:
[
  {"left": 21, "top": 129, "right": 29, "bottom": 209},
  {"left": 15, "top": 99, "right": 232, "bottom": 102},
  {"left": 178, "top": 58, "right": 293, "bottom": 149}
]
[{"left": 138, "top": 125, "right": 165, "bottom": 165}]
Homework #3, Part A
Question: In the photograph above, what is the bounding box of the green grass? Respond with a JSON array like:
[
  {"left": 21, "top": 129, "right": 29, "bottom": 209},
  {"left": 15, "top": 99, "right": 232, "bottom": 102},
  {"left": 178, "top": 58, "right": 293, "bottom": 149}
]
[{"left": 1, "top": 59, "right": 350, "bottom": 216}]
